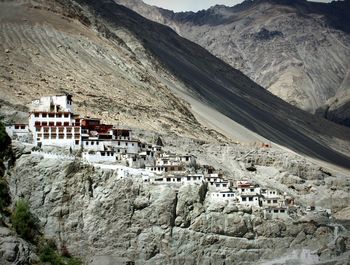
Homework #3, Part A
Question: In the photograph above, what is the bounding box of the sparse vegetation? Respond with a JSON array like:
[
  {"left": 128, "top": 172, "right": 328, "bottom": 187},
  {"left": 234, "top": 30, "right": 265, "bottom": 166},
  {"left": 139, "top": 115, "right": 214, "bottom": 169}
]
[
  {"left": 11, "top": 199, "right": 38, "bottom": 242},
  {"left": 38, "top": 239, "right": 82, "bottom": 265}
]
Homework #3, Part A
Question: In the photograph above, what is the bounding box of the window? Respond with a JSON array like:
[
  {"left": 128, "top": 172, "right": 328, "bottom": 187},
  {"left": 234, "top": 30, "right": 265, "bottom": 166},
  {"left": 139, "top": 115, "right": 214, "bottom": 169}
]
[
  {"left": 66, "top": 128, "right": 72, "bottom": 133},
  {"left": 66, "top": 134, "right": 72, "bottom": 139},
  {"left": 250, "top": 189, "right": 254, "bottom": 192},
  {"left": 64, "top": 114, "right": 69, "bottom": 118},
  {"left": 51, "top": 133, "right": 57, "bottom": 139},
  {"left": 86, "top": 142, "right": 89, "bottom": 145},
  {"left": 126, "top": 142, "right": 128, "bottom": 146},
  {"left": 274, "top": 209, "right": 279, "bottom": 213},
  {"left": 42, "top": 122, "right": 47, "bottom": 126},
  {"left": 96, "top": 142, "right": 99, "bottom": 145},
  {"left": 35, "top": 122, "right": 40, "bottom": 126},
  {"left": 58, "top": 128, "right": 64, "bottom": 133},
  {"left": 75, "top": 140, "right": 80, "bottom": 145},
  {"left": 177, "top": 178, "right": 181, "bottom": 182},
  {"left": 166, "top": 178, "right": 170, "bottom": 182},
  {"left": 49, "top": 113, "right": 54, "bottom": 118},
  {"left": 34, "top": 113, "right": 39, "bottom": 117},
  {"left": 75, "top": 134, "right": 80, "bottom": 139},
  {"left": 280, "top": 210, "right": 285, "bottom": 213},
  {"left": 242, "top": 189, "right": 245, "bottom": 192},
  {"left": 223, "top": 184, "right": 227, "bottom": 187},
  {"left": 273, "top": 200, "right": 278, "bottom": 204},
  {"left": 44, "top": 134, "right": 49, "bottom": 139},
  {"left": 223, "top": 194, "right": 226, "bottom": 197},
  {"left": 49, "top": 122, "right": 54, "bottom": 126},
  {"left": 36, "top": 127, "right": 40, "bottom": 132},
  {"left": 132, "top": 143, "right": 134, "bottom": 146},
  {"left": 42, "top": 113, "right": 47, "bottom": 118},
  {"left": 118, "top": 141, "right": 120, "bottom": 146},
  {"left": 267, "top": 200, "right": 271, "bottom": 204},
  {"left": 20, "top": 125, "right": 26, "bottom": 129},
  {"left": 91, "top": 141, "right": 94, "bottom": 145},
  {"left": 242, "top": 197, "right": 247, "bottom": 201},
  {"left": 187, "top": 176, "right": 191, "bottom": 181},
  {"left": 64, "top": 122, "right": 69, "bottom": 126},
  {"left": 249, "top": 197, "right": 253, "bottom": 201},
  {"left": 15, "top": 125, "right": 19, "bottom": 129}
]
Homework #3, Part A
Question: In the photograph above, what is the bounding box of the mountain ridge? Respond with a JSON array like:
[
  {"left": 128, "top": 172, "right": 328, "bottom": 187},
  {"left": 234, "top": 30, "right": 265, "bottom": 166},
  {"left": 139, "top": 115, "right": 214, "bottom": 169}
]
[{"left": 115, "top": 0, "right": 350, "bottom": 126}]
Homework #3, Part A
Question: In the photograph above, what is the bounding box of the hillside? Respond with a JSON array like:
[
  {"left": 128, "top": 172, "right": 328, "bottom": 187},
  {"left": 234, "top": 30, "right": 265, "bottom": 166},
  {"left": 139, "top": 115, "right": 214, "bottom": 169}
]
[
  {"left": 0, "top": 0, "right": 350, "bottom": 170},
  {"left": 115, "top": 0, "right": 350, "bottom": 126},
  {"left": 1, "top": 1, "right": 350, "bottom": 264}
]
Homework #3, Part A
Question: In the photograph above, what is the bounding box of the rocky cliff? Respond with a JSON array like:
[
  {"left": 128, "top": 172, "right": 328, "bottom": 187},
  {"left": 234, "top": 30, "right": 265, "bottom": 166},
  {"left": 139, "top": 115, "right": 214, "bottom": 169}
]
[
  {"left": 115, "top": 0, "right": 350, "bottom": 125},
  {"left": 0, "top": 140, "right": 349, "bottom": 265}
]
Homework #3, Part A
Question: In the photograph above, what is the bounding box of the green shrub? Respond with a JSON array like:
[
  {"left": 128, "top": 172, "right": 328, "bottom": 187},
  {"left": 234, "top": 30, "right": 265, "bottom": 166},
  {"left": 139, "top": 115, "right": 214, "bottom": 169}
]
[
  {"left": 38, "top": 239, "right": 82, "bottom": 265},
  {"left": 11, "top": 199, "right": 38, "bottom": 242}
]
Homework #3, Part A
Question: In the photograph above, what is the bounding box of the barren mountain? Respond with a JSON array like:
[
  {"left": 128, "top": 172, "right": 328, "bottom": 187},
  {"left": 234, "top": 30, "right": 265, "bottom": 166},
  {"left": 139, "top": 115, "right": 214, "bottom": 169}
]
[
  {"left": 115, "top": 0, "right": 350, "bottom": 126},
  {"left": 1, "top": 0, "right": 350, "bottom": 169}
]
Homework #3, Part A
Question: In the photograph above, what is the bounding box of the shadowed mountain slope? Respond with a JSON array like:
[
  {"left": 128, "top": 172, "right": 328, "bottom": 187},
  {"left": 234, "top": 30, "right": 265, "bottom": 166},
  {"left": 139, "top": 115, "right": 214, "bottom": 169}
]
[
  {"left": 56, "top": 0, "right": 350, "bottom": 168},
  {"left": 115, "top": 0, "right": 350, "bottom": 126}
]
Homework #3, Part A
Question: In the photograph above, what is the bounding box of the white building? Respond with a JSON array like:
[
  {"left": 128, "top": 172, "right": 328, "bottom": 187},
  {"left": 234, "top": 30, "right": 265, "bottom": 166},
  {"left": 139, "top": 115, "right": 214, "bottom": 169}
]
[
  {"left": 261, "top": 189, "right": 285, "bottom": 207},
  {"left": 82, "top": 151, "right": 118, "bottom": 163},
  {"left": 30, "top": 94, "right": 73, "bottom": 113},
  {"left": 210, "top": 191, "right": 237, "bottom": 202},
  {"left": 263, "top": 207, "right": 289, "bottom": 220},
  {"left": 151, "top": 174, "right": 204, "bottom": 185},
  {"left": 28, "top": 94, "right": 81, "bottom": 148},
  {"left": 5, "top": 124, "right": 30, "bottom": 141},
  {"left": 238, "top": 194, "right": 261, "bottom": 207}
]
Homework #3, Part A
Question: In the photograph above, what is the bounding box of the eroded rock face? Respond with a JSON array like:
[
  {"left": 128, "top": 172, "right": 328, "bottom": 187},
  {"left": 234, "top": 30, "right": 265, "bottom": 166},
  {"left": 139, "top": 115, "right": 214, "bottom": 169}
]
[
  {"left": 5, "top": 154, "right": 349, "bottom": 265},
  {"left": 0, "top": 226, "right": 36, "bottom": 265}
]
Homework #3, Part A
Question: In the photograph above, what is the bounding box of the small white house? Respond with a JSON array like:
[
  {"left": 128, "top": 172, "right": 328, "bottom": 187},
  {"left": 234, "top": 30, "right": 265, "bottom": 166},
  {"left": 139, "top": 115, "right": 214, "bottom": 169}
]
[
  {"left": 238, "top": 194, "right": 261, "bottom": 207},
  {"left": 82, "top": 151, "right": 118, "bottom": 163},
  {"left": 5, "top": 124, "right": 30, "bottom": 141},
  {"left": 263, "top": 207, "right": 289, "bottom": 220},
  {"left": 210, "top": 191, "right": 237, "bottom": 202},
  {"left": 150, "top": 174, "right": 204, "bottom": 185}
]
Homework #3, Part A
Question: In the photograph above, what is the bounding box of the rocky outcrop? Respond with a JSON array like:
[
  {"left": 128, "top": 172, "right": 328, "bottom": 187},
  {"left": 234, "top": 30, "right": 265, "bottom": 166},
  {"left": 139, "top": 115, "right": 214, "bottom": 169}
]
[
  {"left": 0, "top": 226, "right": 36, "bottom": 265},
  {"left": 4, "top": 151, "right": 349, "bottom": 264}
]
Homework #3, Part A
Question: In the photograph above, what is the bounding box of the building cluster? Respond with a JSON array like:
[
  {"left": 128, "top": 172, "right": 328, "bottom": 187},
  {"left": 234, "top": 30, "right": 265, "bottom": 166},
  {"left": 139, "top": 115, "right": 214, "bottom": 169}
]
[{"left": 6, "top": 94, "right": 295, "bottom": 220}]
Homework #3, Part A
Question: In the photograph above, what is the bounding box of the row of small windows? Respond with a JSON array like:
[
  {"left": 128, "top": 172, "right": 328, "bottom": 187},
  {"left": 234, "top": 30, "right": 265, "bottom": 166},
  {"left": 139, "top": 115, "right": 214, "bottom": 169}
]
[
  {"left": 241, "top": 188, "right": 256, "bottom": 192},
  {"left": 37, "top": 127, "right": 80, "bottom": 133},
  {"left": 85, "top": 141, "right": 100, "bottom": 146},
  {"left": 34, "top": 113, "right": 70, "bottom": 118},
  {"left": 14, "top": 125, "right": 26, "bottom": 130},
  {"left": 38, "top": 134, "right": 80, "bottom": 139},
  {"left": 212, "top": 193, "right": 235, "bottom": 198},
  {"left": 35, "top": 121, "right": 78, "bottom": 127},
  {"left": 266, "top": 199, "right": 278, "bottom": 204},
  {"left": 241, "top": 197, "right": 258, "bottom": 202},
  {"left": 268, "top": 209, "right": 286, "bottom": 214}
]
